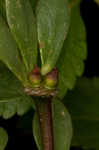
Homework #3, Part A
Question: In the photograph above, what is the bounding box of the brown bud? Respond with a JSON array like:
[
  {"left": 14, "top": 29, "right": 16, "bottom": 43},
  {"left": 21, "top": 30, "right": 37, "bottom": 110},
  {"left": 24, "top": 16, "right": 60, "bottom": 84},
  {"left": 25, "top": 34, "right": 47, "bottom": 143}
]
[{"left": 28, "top": 65, "right": 41, "bottom": 87}]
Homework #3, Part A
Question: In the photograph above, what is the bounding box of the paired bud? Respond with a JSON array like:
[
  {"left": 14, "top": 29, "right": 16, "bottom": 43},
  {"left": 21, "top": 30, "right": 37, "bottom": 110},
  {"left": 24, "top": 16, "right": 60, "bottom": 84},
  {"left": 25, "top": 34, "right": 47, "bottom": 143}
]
[
  {"left": 44, "top": 68, "right": 58, "bottom": 89},
  {"left": 28, "top": 65, "right": 41, "bottom": 87},
  {"left": 28, "top": 65, "right": 58, "bottom": 94}
]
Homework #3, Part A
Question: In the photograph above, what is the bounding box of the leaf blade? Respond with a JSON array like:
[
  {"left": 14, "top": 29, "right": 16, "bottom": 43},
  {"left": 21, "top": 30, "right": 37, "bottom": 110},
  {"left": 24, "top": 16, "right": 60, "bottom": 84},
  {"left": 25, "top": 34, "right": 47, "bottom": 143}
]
[
  {"left": 0, "top": 0, "right": 6, "bottom": 20},
  {"left": 0, "top": 63, "right": 24, "bottom": 100},
  {"left": 0, "top": 16, "right": 27, "bottom": 85},
  {"left": 6, "top": 0, "right": 38, "bottom": 72},
  {"left": 57, "top": 5, "right": 87, "bottom": 99},
  {"left": 36, "top": 0, "right": 70, "bottom": 75},
  {"left": 0, "top": 128, "right": 8, "bottom": 150},
  {"left": 0, "top": 64, "right": 35, "bottom": 118},
  {"left": 64, "top": 77, "right": 99, "bottom": 149}
]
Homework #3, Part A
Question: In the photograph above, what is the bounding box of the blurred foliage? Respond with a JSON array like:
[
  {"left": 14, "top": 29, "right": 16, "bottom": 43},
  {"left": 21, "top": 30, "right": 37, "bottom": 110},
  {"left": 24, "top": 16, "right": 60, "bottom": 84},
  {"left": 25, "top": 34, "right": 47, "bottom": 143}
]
[
  {"left": 0, "top": 127, "right": 8, "bottom": 150},
  {"left": 64, "top": 77, "right": 99, "bottom": 149},
  {"left": 17, "top": 77, "right": 99, "bottom": 150},
  {"left": 56, "top": 4, "right": 87, "bottom": 99},
  {"left": 0, "top": 62, "right": 35, "bottom": 119}
]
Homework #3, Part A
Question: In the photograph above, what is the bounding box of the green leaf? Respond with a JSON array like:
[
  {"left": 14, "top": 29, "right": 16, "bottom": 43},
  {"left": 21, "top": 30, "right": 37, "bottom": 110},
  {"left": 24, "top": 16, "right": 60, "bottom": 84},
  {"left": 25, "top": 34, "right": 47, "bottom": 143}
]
[
  {"left": 2, "top": 101, "right": 17, "bottom": 119},
  {"left": 0, "top": 16, "right": 27, "bottom": 85},
  {"left": 33, "top": 99, "right": 72, "bottom": 150},
  {"left": 0, "top": 0, "right": 6, "bottom": 20},
  {"left": 0, "top": 62, "right": 24, "bottom": 100},
  {"left": 57, "top": 5, "right": 87, "bottom": 99},
  {"left": 0, "top": 127, "right": 8, "bottom": 150},
  {"left": 0, "top": 96, "right": 35, "bottom": 119},
  {"left": 16, "top": 95, "right": 35, "bottom": 116},
  {"left": 94, "top": 0, "right": 99, "bottom": 5},
  {"left": 6, "top": 0, "right": 38, "bottom": 72},
  {"left": 0, "top": 64, "right": 35, "bottom": 118},
  {"left": 36, "top": 0, "right": 70, "bottom": 75},
  {"left": 33, "top": 113, "right": 42, "bottom": 150},
  {"left": 0, "top": 96, "right": 34, "bottom": 119},
  {"left": 29, "top": 0, "right": 38, "bottom": 12},
  {"left": 69, "top": 0, "right": 81, "bottom": 8},
  {"left": 64, "top": 77, "right": 99, "bottom": 149}
]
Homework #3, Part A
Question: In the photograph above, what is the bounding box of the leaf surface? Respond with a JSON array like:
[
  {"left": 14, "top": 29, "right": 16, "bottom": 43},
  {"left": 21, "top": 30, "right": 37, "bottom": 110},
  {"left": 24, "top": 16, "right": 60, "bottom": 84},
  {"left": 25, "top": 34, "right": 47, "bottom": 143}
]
[
  {"left": 69, "top": 0, "right": 80, "bottom": 8},
  {"left": 6, "top": 0, "right": 37, "bottom": 72},
  {"left": 0, "top": 62, "right": 24, "bottom": 100},
  {"left": 36, "top": 0, "right": 70, "bottom": 75},
  {"left": 64, "top": 77, "right": 99, "bottom": 149},
  {"left": 0, "top": 0, "right": 6, "bottom": 20},
  {"left": 57, "top": 5, "right": 87, "bottom": 99},
  {"left": 29, "top": 0, "right": 38, "bottom": 12},
  {"left": 0, "top": 63, "right": 35, "bottom": 118},
  {"left": 0, "top": 16, "right": 27, "bottom": 85},
  {"left": 94, "top": 0, "right": 99, "bottom": 5},
  {"left": 0, "top": 96, "right": 34, "bottom": 119},
  {"left": 33, "top": 99, "right": 72, "bottom": 150},
  {"left": 0, "top": 128, "right": 8, "bottom": 150}
]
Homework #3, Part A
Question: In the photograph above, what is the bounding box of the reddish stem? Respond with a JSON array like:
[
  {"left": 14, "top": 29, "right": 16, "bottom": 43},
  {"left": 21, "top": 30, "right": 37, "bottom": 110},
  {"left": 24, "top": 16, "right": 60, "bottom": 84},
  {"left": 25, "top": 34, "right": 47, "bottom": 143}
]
[{"left": 35, "top": 98, "right": 54, "bottom": 150}]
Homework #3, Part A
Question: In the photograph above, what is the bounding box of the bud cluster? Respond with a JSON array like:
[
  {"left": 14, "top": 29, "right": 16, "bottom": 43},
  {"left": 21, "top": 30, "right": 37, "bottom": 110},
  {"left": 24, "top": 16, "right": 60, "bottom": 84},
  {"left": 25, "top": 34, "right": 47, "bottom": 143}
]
[{"left": 26, "top": 65, "right": 58, "bottom": 97}]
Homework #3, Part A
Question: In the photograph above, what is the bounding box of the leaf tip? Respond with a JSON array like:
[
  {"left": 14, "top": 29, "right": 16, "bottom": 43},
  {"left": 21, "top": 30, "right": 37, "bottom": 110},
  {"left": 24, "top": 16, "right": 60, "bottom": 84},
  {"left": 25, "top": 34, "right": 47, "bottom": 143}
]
[{"left": 41, "top": 64, "right": 51, "bottom": 75}]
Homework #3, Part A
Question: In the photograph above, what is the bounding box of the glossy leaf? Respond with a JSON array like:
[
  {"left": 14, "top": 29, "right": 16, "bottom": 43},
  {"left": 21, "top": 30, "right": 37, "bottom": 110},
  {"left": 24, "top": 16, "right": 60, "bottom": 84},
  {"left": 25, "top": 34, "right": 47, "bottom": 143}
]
[
  {"left": 6, "top": 0, "right": 38, "bottom": 72},
  {"left": 57, "top": 5, "right": 87, "bottom": 99},
  {"left": 64, "top": 77, "right": 99, "bottom": 149},
  {"left": 0, "top": 16, "right": 27, "bottom": 85},
  {"left": 33, "top": 99, "right": 72, "bottom": 150},
  {"left": 0, "top": 127, "right": 8, "bottom": 150},
  {"left": 36, "top": 0, "right": 70, "bottom": 75}
]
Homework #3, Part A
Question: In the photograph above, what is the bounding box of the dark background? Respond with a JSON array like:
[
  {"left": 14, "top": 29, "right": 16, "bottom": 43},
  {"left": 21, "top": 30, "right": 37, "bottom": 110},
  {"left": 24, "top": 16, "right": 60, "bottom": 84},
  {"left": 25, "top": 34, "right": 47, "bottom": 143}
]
[
  {"left": 82, "top": 0, "right": 99, "bottom": 77},
  {"left": 0, "top": 0, "right": 99, "bottom": 149}
]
